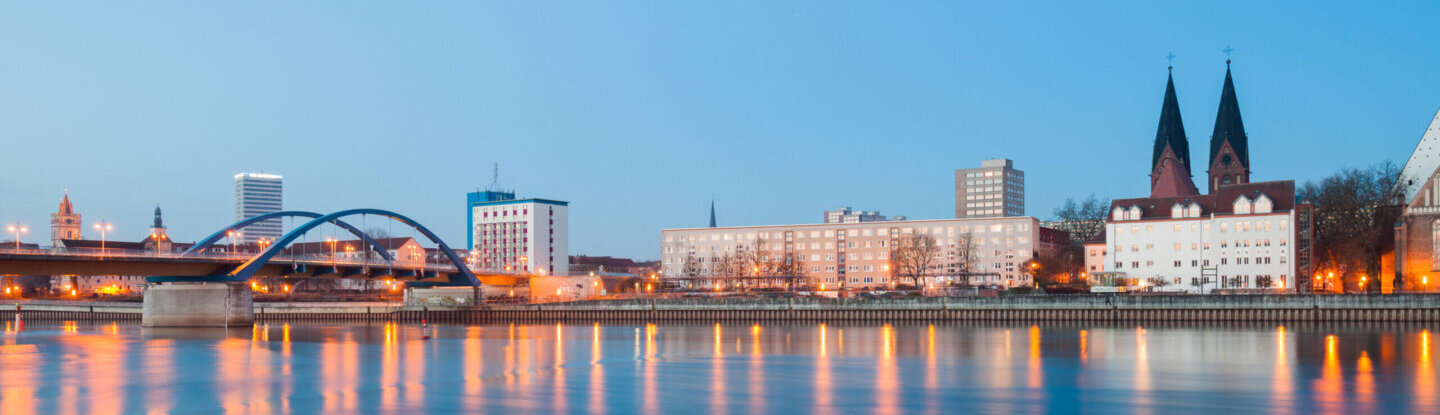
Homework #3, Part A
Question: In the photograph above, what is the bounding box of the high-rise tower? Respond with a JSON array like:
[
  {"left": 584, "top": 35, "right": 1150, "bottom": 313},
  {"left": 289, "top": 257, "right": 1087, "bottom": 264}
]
[
  {"left": 1149, "top": 70, "right": 1200, "bottom": 198},
  {"left": 50, "top": 192, "right": 81, "bottom": 246},
  {"left": 234, "top": 173, "right": 283, "bottom": 244},
  {"left": 1207, "top": 61, "right": 1251, "bottom": 193}
]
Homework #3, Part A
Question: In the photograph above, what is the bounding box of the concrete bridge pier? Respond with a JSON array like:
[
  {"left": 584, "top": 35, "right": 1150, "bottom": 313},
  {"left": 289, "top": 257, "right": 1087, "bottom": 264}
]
[{"left": 142, "top": 282, "right": 253, "bottom": 327}]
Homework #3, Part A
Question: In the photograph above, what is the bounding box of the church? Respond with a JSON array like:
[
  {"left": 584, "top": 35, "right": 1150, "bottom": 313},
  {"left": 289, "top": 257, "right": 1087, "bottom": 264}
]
[
  {"left": 1390, "top": 108, "right": 1440, "bottom": 292},
  {"left": 1095, "top": 61, "right": 1314, "bottom": 293}
]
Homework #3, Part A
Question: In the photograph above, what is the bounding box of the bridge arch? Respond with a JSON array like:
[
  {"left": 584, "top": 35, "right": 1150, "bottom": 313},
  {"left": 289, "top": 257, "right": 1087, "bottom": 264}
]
[
  {"left": 183, "top": 211, "right": 395, "bottom": 261},
  {"left": 228, "top": 209, "right": 477, "bottom": 286}
]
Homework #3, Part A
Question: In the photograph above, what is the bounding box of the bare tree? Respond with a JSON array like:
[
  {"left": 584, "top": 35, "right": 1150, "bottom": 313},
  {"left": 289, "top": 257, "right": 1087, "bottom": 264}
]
[
  {"left": 891, "top": 232, "right": 941, "bottom": 287},
  {"left": 1299, "top": 161, "right": 1402, "bottom": 293},
  {"left": 952, "top": 232, "right": 980, "bottom": 289},
  {"left": 1052, "top": 194, "right": 1111, "bottom": 243}
]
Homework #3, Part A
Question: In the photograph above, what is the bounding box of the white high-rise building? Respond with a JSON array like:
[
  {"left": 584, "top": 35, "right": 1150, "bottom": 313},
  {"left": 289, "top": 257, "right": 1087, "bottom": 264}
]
[
  {"left": 469, "top": 198, "right": 569, "bottom": 276},
  {"left": 234, "top": 173, "right": 283, "bottom": 244}
]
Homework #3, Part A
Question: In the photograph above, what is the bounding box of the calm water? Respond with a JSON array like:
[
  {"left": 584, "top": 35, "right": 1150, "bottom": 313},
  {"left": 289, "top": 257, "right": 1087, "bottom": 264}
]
[{"left": 1, "top": 320, "right": 1437, "bottom": 414}]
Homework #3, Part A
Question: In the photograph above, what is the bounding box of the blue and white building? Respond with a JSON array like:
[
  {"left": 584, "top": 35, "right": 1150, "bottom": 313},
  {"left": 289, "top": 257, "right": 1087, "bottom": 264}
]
[{"left": 467, "top": 190, "right": 569, "bottom": 275}]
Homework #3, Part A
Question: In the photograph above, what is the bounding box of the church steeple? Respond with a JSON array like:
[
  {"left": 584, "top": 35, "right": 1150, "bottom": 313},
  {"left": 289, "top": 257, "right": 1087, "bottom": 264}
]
[
  {"left": 1150, "top": 70, "right": 1200, "bottom": 198},
  {"left": 1208, "top": 61, "right": 1251, "bottom": 193},
  {"left": 153, "top": 205, "right": 164, "bottom": 229},
  {"left": 708, "top": 199, "right": 717, "bottom": 228}
]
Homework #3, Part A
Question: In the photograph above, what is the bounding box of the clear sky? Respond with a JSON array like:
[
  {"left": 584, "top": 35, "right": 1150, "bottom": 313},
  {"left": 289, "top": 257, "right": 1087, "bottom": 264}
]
[{"left": 1, "top": 1, "right": 1437, "bottom": 260}]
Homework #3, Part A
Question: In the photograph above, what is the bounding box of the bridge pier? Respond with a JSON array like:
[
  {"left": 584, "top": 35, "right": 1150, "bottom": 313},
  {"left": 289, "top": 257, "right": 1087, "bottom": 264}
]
[{"left": 142, "top": 282, "right": 253, "bottom": 327}]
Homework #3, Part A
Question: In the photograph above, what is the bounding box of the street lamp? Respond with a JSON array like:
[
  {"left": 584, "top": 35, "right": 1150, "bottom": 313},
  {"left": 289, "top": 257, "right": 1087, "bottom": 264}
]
[
  {"left": 93, "top": 221, "right": 113, "bottom": 257},
  {"left": 5, "top": 223, "right": 27, "bottom": 250},
  {"left": 326, "top": 237, "right": 338, "bottom": 263},
  {"left": 227, "top": 230, "right": 242, "bottom": 254}
]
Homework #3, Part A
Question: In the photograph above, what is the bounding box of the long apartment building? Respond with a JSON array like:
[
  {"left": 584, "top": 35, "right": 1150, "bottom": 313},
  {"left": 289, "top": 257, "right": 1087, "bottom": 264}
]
[{"left": 661, "top": 216, "right": 1062, "bottom": 289}]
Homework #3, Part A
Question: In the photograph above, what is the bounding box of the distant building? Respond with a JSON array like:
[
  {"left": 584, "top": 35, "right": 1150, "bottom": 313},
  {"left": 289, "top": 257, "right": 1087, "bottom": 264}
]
[
  {"left": 285, "top": 237, "right": 428, "bottom": 265},
  {"left": 1098, "top": 63, "right": 1310, "bottom": 293},
  {"left": 823, "top": 207, "right": 890, "bottom": 224},
  {"left": 955, "top": 158, "right": 1025, "bottom": 218},
  {"left": 468, "top": 195, "right": 569, "bottom": 275},
  {"left": 50, "top": 193, "right": 81, "bottom": 247},
  {"left": 1390, "top": 107, "right": 1440, "bottom": 292},
  {"left": 1084, "top": 232, "right": 1107, "bottom": 274},
  {"left": 147, "top": 205, "right": 172, "bottom": 252},
  {"left": 570, "top": 255, "right": 660, "bottom": 277},
  {"left": 234, "top": 173, "right": 283, "bottom": 244},
  {"left": 662, "top": 216, "right": 1062, "bottom": 289}
]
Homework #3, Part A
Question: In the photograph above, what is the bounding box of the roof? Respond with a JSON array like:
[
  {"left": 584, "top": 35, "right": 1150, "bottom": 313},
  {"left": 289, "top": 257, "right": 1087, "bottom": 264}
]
[
  {"left": 1111, "top": 180, "right": 1296, "bottom": 220},
  {"left": 469, "top": 198, "right": 569, "bottom": 207},
  {"left": 1152, "top": 72, "right": 1193, "bottom": 176},
  {"left": 60, "top": 238, "right": 194, "bottom": 250},
  {"left": 662, "top": 215, "right": 1039, "bottom": 232},
  {"left": 1393, "top": 107, "right": 1440, "bottom": 204},
  {"left": 1209, "top": 66, "right": 1250, "bottom": 170}
]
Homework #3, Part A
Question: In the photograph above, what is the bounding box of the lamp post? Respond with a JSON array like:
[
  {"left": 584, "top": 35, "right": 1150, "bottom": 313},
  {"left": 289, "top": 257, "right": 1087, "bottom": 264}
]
[
  {"left": 5, "top": 223, "right": 27, "bottom": 250},
  {"left": 226, "top": 230, "right": 242, "bottom": 255},
  {"left": 93, "top": 221, "right": 113, "bottom": 257},
  {"left": 326, "top": 237, "right": 338, "bottom": 264}
]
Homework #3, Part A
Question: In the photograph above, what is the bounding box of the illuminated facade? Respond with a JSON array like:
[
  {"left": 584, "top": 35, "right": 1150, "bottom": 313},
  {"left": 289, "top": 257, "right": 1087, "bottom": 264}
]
[
  {"left": 234, "top": 173, "right": 283, "bottom": 244},
  {"left": 469, "top": 198, "right": 569, "bottom": 275}
]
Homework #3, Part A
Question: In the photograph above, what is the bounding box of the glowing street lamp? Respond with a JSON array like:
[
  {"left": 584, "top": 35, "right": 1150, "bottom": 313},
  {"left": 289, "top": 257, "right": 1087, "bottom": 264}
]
[
  {"left": 5, "top": 223, "right": 28, "bottom": 250},
  {"left": 93, "top": 221, "right": 114, "bottom": 257},
  {"left": 226, "top": 230, "right": 242, "bottom": 254},
  {"left": 325, "top": 237, "right": 338, "bottom": 263}
]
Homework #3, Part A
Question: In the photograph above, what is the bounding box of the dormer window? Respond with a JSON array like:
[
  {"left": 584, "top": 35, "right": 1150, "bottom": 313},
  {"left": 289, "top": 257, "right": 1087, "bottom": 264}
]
[
  {"left": 1171, "top": 203, "right": 1187, "bottom": 218},
  {"left": 1128, "top": 206, "right": 1142, "bottom": 221},
  {"left": 1113, "top": 207, "right": 1126, "bottom": 221},
  {"left": 1187, "top": 202, "right": 1202, "bottom": 217},
  {"left": 1233, "top": 195, "right": 1252, "bottom": 215},
  {"left": 1253, "top": 194, "right": 1273, "bottom": 213}
]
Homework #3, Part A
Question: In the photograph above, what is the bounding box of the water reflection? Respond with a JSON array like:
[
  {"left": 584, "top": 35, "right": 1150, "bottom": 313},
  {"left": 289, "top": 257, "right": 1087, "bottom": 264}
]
[{"left": 0, "top": 321, "right": 1437, "bottom": 413}]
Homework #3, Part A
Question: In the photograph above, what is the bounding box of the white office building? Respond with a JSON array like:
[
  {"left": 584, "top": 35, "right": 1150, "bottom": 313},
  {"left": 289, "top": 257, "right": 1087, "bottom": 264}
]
[
  {"left": 955, "top": 158, "right": 1025, "bottom": 218},
  {"left": 234, "top": 173, "right": 283, "bottom": 244},
  {"left": 469, "top": 198, "right": 569, "bottom": 276}
]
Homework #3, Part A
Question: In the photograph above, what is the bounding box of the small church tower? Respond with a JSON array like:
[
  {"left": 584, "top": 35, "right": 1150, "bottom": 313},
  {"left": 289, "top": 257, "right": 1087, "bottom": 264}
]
[
  {"left": 147, "top": 205, "right": 172, "bottom": 252},
  {"left": 50, "top": 192, "right": 81, "bottom": 247}
]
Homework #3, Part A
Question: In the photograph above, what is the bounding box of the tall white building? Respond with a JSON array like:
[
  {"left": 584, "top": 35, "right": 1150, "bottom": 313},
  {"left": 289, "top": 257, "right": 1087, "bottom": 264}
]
[
  {"left": 955, "top": 158, "right": 1025, "bottom": 218},
  {"left": 469, "top": 198, "right": 569, "bottom": 276},
  {"left": 234, "top": 173, "right": 283, "bottom": 244}
]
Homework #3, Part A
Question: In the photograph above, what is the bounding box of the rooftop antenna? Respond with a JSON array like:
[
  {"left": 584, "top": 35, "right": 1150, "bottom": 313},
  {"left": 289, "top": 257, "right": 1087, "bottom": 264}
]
[{"left": 487, "top": 163, "right": 500, "bottom": 191}]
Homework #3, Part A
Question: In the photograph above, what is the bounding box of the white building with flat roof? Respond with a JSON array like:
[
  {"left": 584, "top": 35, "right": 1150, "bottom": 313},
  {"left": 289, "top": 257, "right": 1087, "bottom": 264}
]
[
  {"left": 662, "top": 216, "right": 1058, "bottom": 289},
  {"left": 470, "top": 198, "right": 569, "bottom": 276},
  {"left": 234, "top": 173, "right": 283, "bottom": 244},
  {"left": 955, "top": 158, "right": 1025, "bottom": 218}
]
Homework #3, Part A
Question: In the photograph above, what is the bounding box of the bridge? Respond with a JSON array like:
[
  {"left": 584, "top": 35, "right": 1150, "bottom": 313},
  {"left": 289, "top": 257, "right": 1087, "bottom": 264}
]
[{"left": 0, "top": 208, "right": 529, "bottom": 327}]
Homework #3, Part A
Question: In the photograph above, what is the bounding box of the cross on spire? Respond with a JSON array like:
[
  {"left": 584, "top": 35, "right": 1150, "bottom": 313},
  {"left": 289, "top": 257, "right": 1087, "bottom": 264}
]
[
  {"left": 1223, "top": 45, "right": 1234, "bottom": 65},
  {"left": 1166, "top": 53, "right": 1176, "bottom": 71}
]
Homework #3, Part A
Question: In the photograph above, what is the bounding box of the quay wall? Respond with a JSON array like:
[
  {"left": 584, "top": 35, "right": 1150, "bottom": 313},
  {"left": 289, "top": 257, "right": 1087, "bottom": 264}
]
[{"left": 5, "top": 295, "right": 1440, "bottom": 323}]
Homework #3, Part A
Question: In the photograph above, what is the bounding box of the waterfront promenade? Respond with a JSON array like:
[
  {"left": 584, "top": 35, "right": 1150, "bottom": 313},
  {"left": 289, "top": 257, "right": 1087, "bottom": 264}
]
[{"left": 8, "top": 294, "right": 1440, "bottom": 323}]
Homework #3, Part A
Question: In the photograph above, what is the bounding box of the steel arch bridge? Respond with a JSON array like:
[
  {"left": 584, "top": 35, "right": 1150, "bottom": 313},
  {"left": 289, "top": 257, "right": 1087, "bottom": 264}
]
[
  {"left": 182, "top": 210, "right": 396, "bottom": 261},
  {"left": 224, "top": 208, "right": 478, "bottom": 287}
]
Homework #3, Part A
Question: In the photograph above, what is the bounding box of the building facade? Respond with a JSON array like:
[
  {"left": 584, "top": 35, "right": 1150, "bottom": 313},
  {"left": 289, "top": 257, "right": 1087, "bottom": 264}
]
[
  {"left": 955, "top": 158, "right": 1025, "bottom": 218},
  {"left": 50, "top": 193, "right": 81, "bottom": 247},
  {"left": 823, "top": 206, "right": 889, "bottom": 224},
  {"left": 1096, "top": 63, "right": 1309, "bottom": 293},
  {"left": 234, "top": 173, "right": 283, "bottom": 244},
  {"left": 662, "top": 216, "right": 1057, "bottom": 289},
  {"left": 1391, "top": 107, "right": 1440, "bottom": 292},
  {"left": 469, "top": 198, "right": 569, "bottom": 275}
]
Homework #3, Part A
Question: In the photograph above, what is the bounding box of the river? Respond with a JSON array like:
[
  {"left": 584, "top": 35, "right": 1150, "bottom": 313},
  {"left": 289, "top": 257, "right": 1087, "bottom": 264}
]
[{"left": 1, "top": 320, "right": 1435, "bottom": 413}]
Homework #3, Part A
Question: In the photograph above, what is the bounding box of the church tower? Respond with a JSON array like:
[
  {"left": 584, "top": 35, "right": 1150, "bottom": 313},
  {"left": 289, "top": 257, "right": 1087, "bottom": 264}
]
[
  {"left": 1207, "top": 60, "right": 1251, "bottom": 193},
  {"left": 1150, "top": 69, "right": 1201, "bottom": 198},
  {"left": 50, "top": 192, "right": 81, "bottom": 246},
  {"left": 147, "top": 204, "right": 172, "bottom": 252}
]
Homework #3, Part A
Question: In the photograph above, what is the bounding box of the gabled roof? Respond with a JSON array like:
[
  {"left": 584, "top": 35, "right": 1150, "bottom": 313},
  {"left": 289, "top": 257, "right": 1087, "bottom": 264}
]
[
  {"left": 1210, "top": 65, "right": 1249, "bottom": 168},
  {"left": 1152, "top": 72, "right": 1192, "bottom": 176},
  {"left": 1394, "top": 107, "right": 1440, "bottom": 204}
]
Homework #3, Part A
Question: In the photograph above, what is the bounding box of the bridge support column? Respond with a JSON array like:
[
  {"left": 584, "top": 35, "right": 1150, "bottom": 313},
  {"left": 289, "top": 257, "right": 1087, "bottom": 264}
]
[{"left": 142, "top": 282, "right": 253, "bottom": 327}]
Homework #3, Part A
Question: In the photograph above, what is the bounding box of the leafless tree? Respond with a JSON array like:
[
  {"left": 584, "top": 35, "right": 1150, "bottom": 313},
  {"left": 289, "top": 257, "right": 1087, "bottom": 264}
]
[
  {"left": 1052, "top": 194, "right": 1111, "bottom": 244},
  {"left": 891, "top": 232, "right": 941, "bottom": 287},
  {"left": 1299, "top": 161, "right": 1402, "bottom": 293},
  {"left": 951, "top": 232, "right": 980, "bottom": 289}
]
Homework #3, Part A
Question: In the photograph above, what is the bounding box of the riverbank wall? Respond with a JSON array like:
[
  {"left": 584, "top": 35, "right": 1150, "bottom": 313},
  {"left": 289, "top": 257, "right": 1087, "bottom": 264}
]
[{"left": 7, "top": 295, "right": 1440, "bottom": 323}]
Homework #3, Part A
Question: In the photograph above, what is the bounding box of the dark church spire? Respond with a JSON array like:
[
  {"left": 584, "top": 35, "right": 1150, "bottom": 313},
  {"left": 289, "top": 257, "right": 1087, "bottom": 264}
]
[
  {"left": 1150, "top": 68, "right": 1200, "bottom": 197},
  {"left": 1207, "top": 60, "right": 1251, "bottom": 193},
  {"left": 708, "top": 199, "right": 716, "bottom": 228},
  {"left": 153, "top": 204, "right": 164, "bottom": 229}
]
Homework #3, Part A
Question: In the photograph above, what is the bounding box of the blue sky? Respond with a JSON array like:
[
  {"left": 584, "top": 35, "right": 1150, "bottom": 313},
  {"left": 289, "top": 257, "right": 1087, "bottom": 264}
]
[{"left": 1, "top": 1, "right": 1437, "bottom": 260}]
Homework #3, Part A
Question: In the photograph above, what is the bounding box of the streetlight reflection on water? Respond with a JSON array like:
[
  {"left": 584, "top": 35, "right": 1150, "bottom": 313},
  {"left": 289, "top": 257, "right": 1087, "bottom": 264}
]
[{"left": 0, "top": 322, "right": 1438, "bottom": 413}]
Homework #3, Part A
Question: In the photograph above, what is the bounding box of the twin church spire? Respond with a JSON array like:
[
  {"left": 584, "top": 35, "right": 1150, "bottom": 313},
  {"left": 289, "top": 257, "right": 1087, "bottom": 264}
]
[{"left": 1148, "top": 60, "right": 1251, "bottom": 198}]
